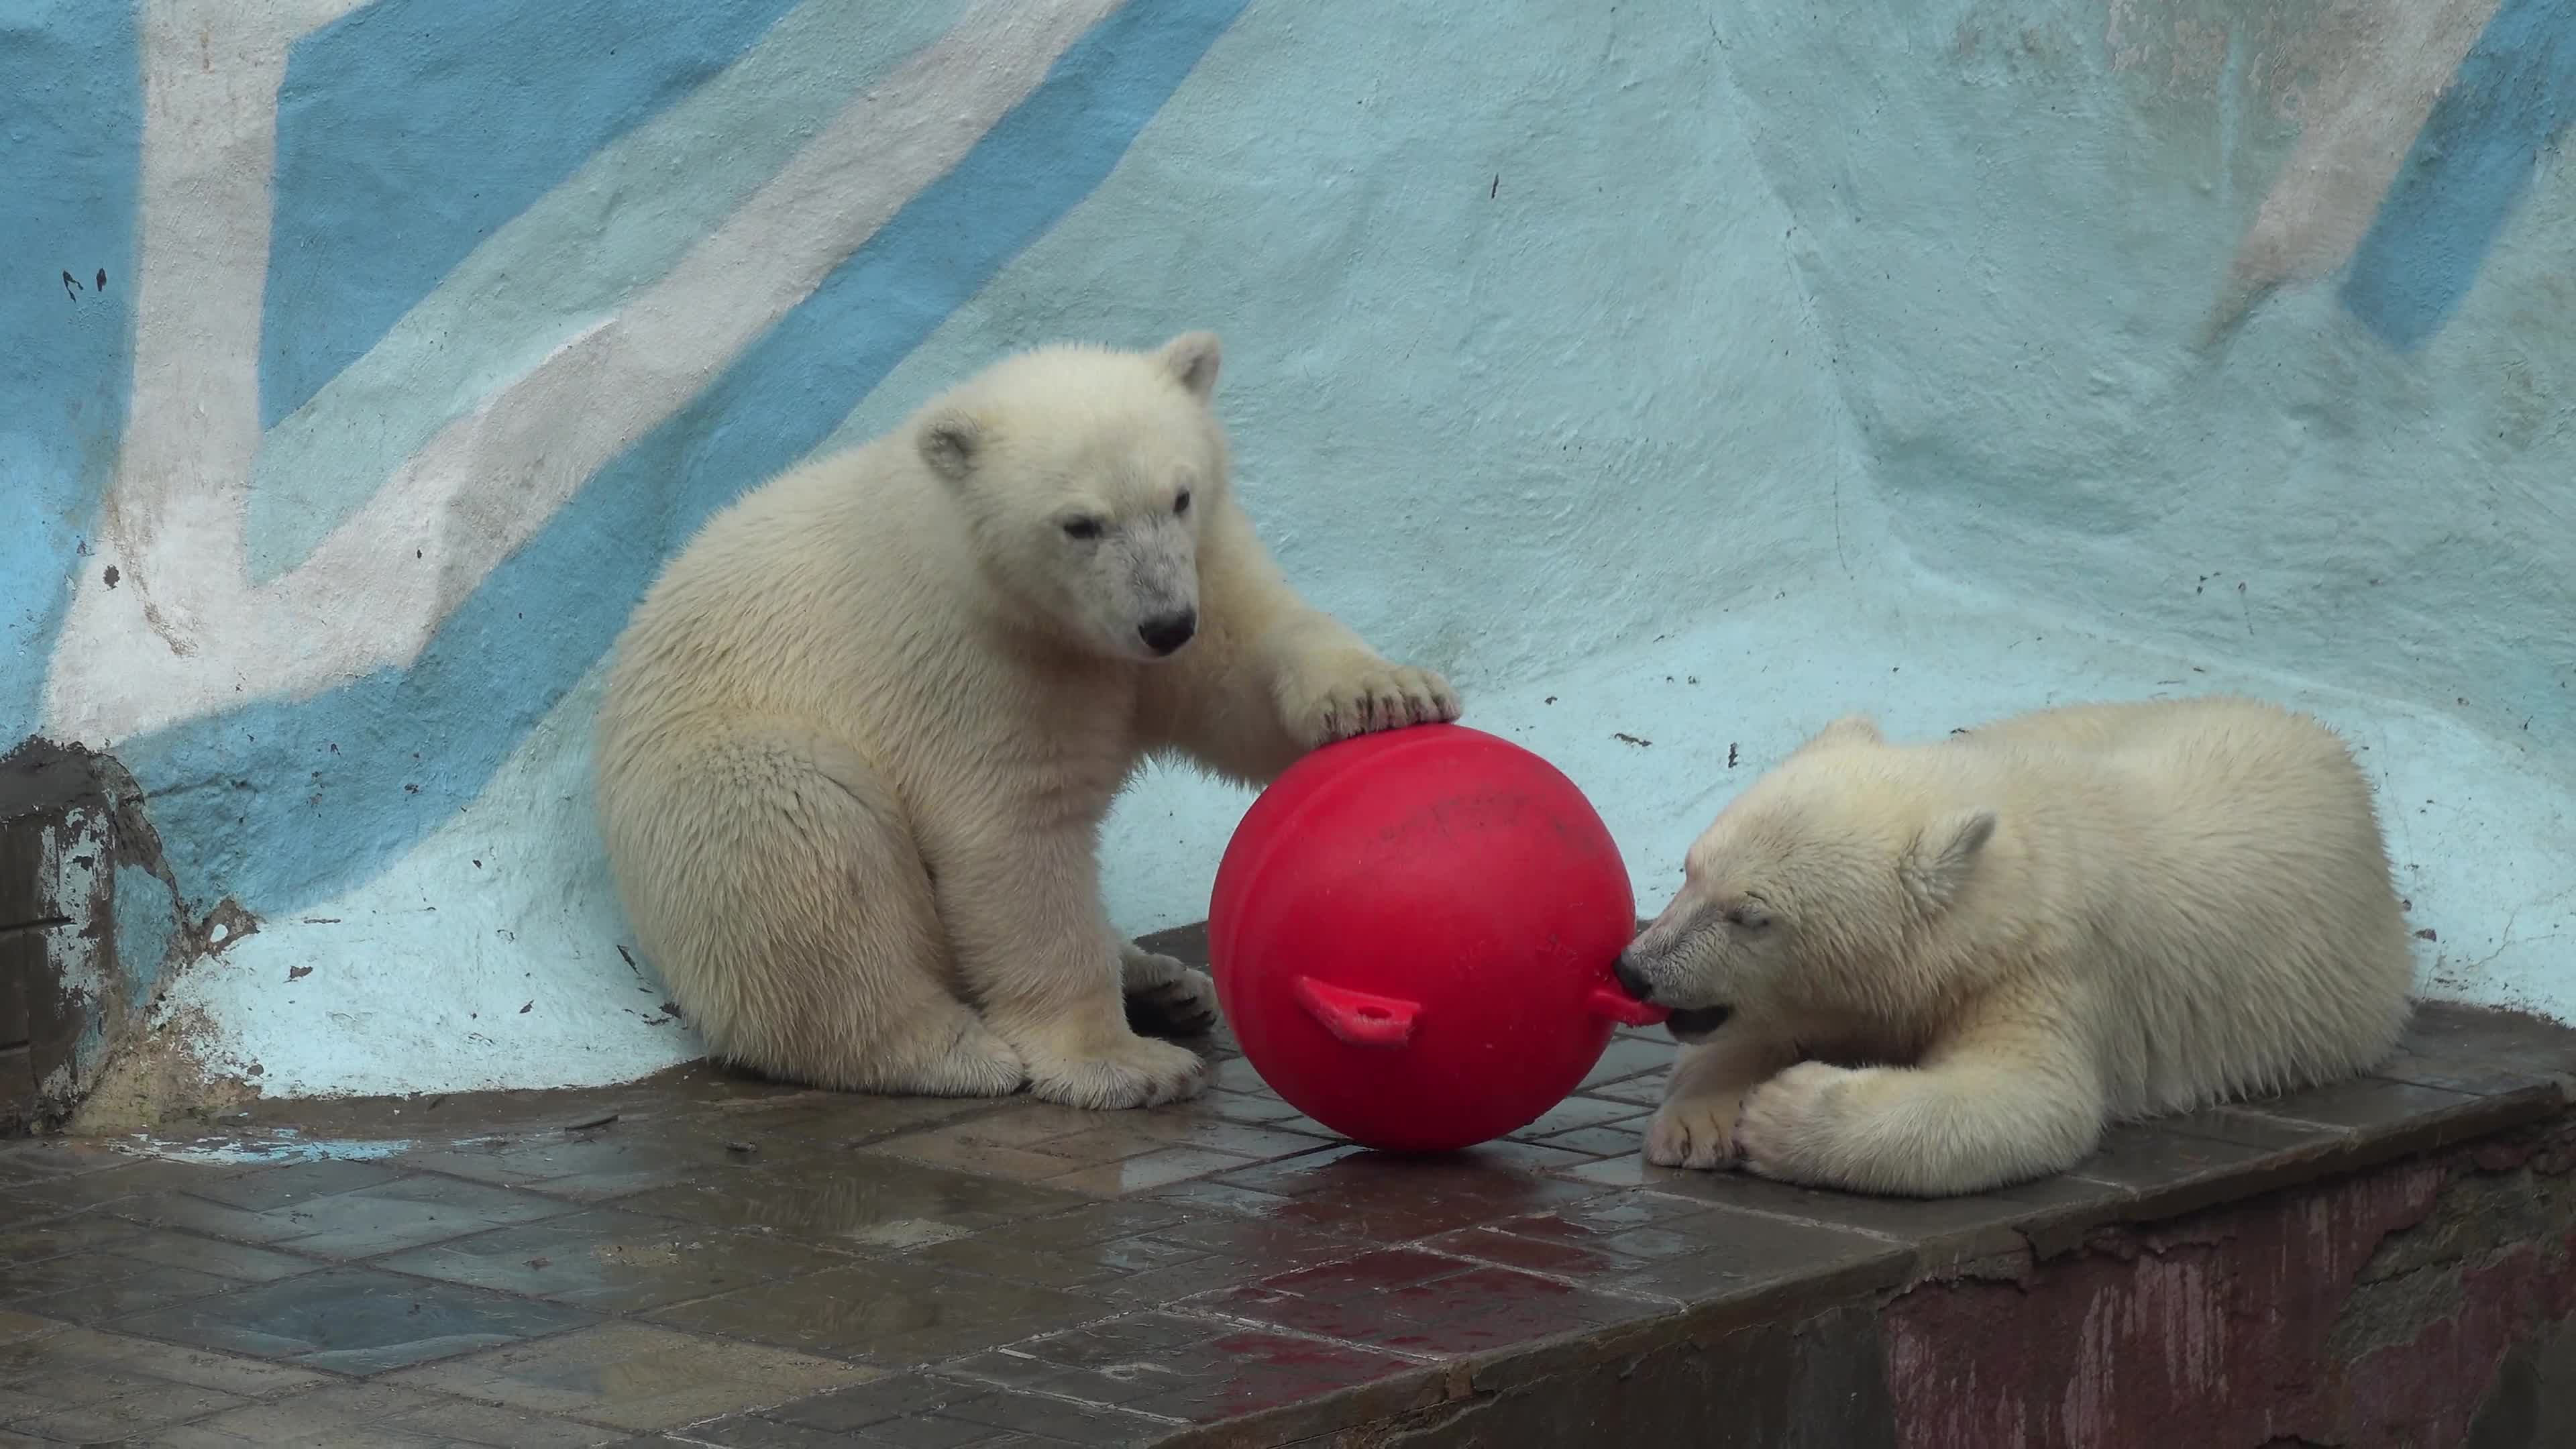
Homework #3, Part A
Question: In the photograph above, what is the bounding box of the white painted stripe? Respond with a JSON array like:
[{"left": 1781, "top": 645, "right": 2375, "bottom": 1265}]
[
  {"left": 287, "top": 0, "right": 378, "bottom": 32},
  {"left": 87, "top": 1, "right": 302, "bottom": 655},
  {"left": 86, "top": 2, "right": 370, "bottom": 607},
  {"left": 46, "top": 0, "right": 1121, "bottom": 743},
  {"left": 2204, "top": 0, "right": 2500, "bottom": 339},
  {"left": 245, "top": 0, "right": 967, "bottom": 584}
]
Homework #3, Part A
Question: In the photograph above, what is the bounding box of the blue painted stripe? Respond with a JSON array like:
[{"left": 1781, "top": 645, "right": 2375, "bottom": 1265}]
[
  {"left": 244, "top": 0, "right": 970, "bottom": 586},
  {"left": 119, "top": 0, "right": 1252, "bottom": 917},
  {"left": 0, "top": 1, "right": 141, "bottom": 740},
  {"left": 257, "top": 0, "right": 806, "bottom": 429},
  {"left": 2340, "top": 0, "right": 2576, "bottom": 352}
]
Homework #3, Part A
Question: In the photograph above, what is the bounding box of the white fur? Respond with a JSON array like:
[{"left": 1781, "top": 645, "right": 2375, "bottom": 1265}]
[
  {"left": 592, "top": 333, "right": 1459, "bottom": 1110},
  {"left": 1623, "top": 696, "right": 2417, "bottom": 1197}
]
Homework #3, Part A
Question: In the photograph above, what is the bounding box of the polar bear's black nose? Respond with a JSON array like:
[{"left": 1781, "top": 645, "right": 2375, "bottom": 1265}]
[
  {"left": 1139, "top": 610, "right": 1197, "bottom": 656},
  {"left": 1612, "top": 952, "right": 1655, "bottom": 1002}
]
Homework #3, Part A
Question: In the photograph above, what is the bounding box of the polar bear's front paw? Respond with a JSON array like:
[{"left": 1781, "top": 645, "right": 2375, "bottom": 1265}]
[
  {"left": 1120, "top": 945, "right": 1220, "bottom": 1038},
  {"left": 896, "top": 1018, "right": 1028, "bottom": 1098},
  {"left": 1285, "top": 657, "right": 1462, "bottom": 748},
  {"left": 1644, "top": 1091, "right": 1746, "bottom": 1171},
  {"left": 1735, "top": 1061, "right": 1868, "bottom": 1188},
  {"left": 1025, "top": 1034, "right": 1210, "bottom": 1110}
]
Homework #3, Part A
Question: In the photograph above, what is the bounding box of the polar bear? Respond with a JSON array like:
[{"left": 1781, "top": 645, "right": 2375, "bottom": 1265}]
[
  {"left": 593, "top": 332, "right": 1458, "bottom": 1110},
  {"left": 1614, "top": 696, "right": 2416, "bottom": 1197}
]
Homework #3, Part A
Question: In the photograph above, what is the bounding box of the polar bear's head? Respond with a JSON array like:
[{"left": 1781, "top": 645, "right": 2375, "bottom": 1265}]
[
  {"left": 1613, "top": 714, "right": 1998, "bottom": 1042},
  {"left": 914, "top": 331, "right": 1229, "bottom": 663}
]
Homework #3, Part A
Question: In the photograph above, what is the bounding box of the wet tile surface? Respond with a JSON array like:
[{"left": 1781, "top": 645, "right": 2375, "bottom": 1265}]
[
  {"left": 742, "top": 1368, "right": 1185, "bottom": 1444},
  {"left": 373, "top": 1206, "right": 849, "bottom": 1311},
  {"left": 0, "top": 1324, "right": 328, "bottom": 1442},
  {"left": 388, "top": 1321, "right": 873, "bottom": 1430},
  {"left": 1560, "top": 1153, "right": 2135, "bottom": 1269},
  {"left": 140, "top": 1380, "right": 610, "bottom": 1448},
  {"left": 621, "top": 1155, "right": 1094, "bottom": 1252},
  {"left": 109, "top": 1265, "right": 599, "bottom": 1375},
  {"left": 937, "top": 1311, "right": 1421, "bottom": 1426},
  {"left": 646, "top": 1259, "right": 1106, "bottom": 1365},
  {"left": 249, "top": 1172, "right": 576, "bottom": 1258},
  {"left": 0, "top": 981, "right": 2564, "bottom": 1446},
  {"left": 1419, "top": 1189, "right": 1910, "bottom": 1303},
  {"left": 2375, "top": 1000, "right": 2576, "bottom": 1096}
]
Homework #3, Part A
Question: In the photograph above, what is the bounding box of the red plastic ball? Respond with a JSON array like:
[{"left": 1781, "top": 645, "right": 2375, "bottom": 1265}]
[{"left": 1208, "top": 722, "right": 1664, "bottom": 1155}]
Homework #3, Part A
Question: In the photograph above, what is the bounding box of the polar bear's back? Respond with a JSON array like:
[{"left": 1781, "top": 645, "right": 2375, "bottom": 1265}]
[
  {"left": 2076, "top": 698, "right": 2389, "bottom": 884},
  {"left": 1978, "top": 696, "right": 2416, "bottom": 1116},
  {"left": 598, "top": 438, "right": 963, "bottom": 752}
]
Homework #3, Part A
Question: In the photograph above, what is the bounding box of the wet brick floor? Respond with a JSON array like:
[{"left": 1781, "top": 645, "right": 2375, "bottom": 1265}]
[{"left": 3, "top": 929, "right": 2571, "bottom": 1446}]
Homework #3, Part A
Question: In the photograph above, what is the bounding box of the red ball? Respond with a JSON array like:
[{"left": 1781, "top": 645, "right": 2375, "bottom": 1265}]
[{"left": 1208, "top": 722, "right": 1664, "bottom": 1155}]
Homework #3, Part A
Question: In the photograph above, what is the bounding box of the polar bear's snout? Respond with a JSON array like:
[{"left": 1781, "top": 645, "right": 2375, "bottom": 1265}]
[
  {"left": 1616, "top": 944, "right": 1734, "bottom": 1041},
  {"left": 1607, "top": 949, "right": 1731, "bottom": 1036},
  {"left": 1611, "top": 949, "right": 1658, "bottom": 1003},
  {"left": 1138, "top": 608, "right": 1197, "bottom": 657},
  {"left": 1617, "top": 924, "right": 1731, "bottom": 1003}
]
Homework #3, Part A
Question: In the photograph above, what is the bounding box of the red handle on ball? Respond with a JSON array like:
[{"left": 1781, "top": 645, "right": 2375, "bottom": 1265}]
[
  {"left": 1293, "top": 975, "right": 1420, "bottom": 1048},
  {"left": 1585, "top": 984, "right": 1670, "bottom": 1027}
]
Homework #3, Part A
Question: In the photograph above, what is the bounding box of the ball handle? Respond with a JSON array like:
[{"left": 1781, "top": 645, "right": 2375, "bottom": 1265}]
[
  {"left": 1292, "top": 975, "right": 1420, "bottom": 1048},
  {"left": 1586, "top": 984, "right": 1670, "bottom": 1028}
]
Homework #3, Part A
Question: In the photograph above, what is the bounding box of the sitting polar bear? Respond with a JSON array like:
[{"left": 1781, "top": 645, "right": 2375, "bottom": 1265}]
[
  {"left": 1615, "top": 696, "right": 2417, "bottom": 1197},
  {"left": 594, "top": 332, "right": 1458, "bottom": 1110}
]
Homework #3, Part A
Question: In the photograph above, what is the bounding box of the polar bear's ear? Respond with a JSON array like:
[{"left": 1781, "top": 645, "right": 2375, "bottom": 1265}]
[
  {"left": 1902, "top": 808, "right": 1996, "bottom": 912},
  {"left": 918, "top": 409, "right": 983, "bottom": 481},
  {"left": 1156, "top": 331, "right": 1223, "bottom": 402},
  {"left": 1796, "top": 714, "right": 1883, "bottom": 756}
]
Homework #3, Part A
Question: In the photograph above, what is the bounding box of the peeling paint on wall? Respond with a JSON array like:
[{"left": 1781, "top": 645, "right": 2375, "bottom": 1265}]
[{"left": 1, "top": 739, "right": 246, "bottom": 1128}]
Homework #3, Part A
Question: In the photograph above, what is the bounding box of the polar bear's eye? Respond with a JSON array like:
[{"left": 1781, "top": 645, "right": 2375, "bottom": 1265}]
[
  {"left": 1727, "top": 902, "right": 1774, "bottom": 930},
  {"left": 1173, "top": 488, "right": 1193, "bottom": 516},
  {"left": 1061, "top": 516, "right": 1106, "bottom": 541}
]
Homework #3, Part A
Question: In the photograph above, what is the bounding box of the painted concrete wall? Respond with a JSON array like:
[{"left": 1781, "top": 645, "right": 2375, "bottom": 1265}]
[{"left": 3, "top": 0, "right": 2569, "bottom": 1102}]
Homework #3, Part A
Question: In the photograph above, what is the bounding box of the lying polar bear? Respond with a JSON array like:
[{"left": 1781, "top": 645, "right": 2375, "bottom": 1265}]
[{"left": 1615, "top": 696, "right": 2417, "bottom": 1197}]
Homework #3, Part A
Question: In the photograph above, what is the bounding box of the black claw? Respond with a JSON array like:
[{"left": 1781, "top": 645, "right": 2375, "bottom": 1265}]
[{"left": 1125, "top": 988, "right": 1220, "bottom": 1040}]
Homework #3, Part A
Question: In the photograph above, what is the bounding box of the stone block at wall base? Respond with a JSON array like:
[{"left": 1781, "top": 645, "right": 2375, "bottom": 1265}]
[
  {"left": 0, "top": 738, "right": 254, "bottom": 1136},
  {"left": 1273, "top": 1120, "right": 2576, "bottom": 1448}
]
